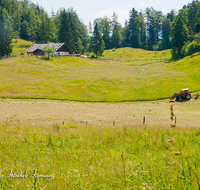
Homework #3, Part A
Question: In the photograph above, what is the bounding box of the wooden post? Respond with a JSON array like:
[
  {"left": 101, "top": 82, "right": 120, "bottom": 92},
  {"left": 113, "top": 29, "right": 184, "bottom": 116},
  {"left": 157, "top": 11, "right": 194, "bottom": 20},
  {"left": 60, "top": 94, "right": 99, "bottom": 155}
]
[
  {"left": 170, "top": 104, "right": 176, "bottom": 127},
  {"left": 143, "top": 116, "right": 145, "bottom": 125}
]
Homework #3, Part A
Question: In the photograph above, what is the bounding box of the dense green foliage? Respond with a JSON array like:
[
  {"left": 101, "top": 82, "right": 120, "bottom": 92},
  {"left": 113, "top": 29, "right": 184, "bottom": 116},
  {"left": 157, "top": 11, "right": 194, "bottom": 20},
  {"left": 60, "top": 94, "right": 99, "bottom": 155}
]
[
  {"left": 0, "top": 8, "right": 13, "bottom": 56},
  {"left": 171, "top": 14, "right": 188, "bottom": 59},
  {"left": 43, "top": 46, "right": 55, "bottom": 58},
  {"left": 1, "top": 0, "right": 200, "bottom": 59},
  {"left": 90, "top": 22, "right": 105, "bottom": 57},
  {"left": 0, "top": 0, "right": 88, "bottom": 54}
]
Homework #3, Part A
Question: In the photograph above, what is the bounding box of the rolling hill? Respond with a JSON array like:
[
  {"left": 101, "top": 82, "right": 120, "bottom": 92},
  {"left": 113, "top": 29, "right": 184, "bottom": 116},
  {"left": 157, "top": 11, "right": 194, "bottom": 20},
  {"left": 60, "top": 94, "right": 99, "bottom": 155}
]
[{"left": 0, "top": 40, "right": 200, "bottom": 102}]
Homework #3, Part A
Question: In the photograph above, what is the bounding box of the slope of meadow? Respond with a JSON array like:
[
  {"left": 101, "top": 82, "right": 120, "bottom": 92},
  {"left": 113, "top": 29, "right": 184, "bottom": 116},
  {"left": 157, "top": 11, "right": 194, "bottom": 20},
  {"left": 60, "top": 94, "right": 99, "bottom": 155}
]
[
  {"left": 11, "top": 39, "right": 33, "bottom": 55},
  {"left": 102, "top": 47, "right": 171, "bottom": 61},
  {"left": 1, "top": 40, "right": 200, "bottom": 102}
]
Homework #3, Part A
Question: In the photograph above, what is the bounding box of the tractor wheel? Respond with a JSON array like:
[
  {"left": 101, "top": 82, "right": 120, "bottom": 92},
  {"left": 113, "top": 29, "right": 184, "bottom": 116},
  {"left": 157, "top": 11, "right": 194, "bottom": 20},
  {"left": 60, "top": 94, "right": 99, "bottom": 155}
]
[
  {"left": 186, "top": 94, "right": 191, "bottom": 100},
  {"left": 176, "top": 96, "right": 181, "bottom": 101}
]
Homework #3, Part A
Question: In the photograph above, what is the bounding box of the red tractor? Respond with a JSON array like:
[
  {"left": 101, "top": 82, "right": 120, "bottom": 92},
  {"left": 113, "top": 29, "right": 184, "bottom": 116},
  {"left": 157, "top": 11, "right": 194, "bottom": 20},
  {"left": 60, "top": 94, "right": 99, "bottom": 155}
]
[{"left": 170, "top": 88, "right": 191, "bottom": 101}]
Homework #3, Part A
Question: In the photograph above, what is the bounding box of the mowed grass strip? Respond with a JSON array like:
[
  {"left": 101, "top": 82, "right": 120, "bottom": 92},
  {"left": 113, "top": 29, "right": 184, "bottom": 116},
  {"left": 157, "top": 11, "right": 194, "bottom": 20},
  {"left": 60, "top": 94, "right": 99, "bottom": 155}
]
[
  {"left": 1, "top": 45, "right": 200, "bottom": 101},
  {"left": 0, "top": 123, "right": 200, "bottom": 189}
]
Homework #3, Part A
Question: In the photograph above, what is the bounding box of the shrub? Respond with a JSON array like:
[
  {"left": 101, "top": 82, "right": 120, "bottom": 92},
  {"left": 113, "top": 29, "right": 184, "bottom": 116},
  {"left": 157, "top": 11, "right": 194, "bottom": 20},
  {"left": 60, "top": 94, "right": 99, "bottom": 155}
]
[
  {"left": 184, "top": 41, "right": 200, "bottom": 56},
  {"left": 90, "top": 55, "right": 96, "bottom": 58},
  {"left": 181, "top": 43, "right": 188, "bottom": 58}
]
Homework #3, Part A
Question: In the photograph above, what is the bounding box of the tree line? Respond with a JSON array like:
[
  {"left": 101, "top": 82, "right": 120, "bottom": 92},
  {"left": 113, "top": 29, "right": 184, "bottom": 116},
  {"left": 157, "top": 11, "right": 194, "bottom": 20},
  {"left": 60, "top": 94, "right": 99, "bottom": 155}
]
[{"left": 1, "top": 0, "right": 200, "bottom": 60}]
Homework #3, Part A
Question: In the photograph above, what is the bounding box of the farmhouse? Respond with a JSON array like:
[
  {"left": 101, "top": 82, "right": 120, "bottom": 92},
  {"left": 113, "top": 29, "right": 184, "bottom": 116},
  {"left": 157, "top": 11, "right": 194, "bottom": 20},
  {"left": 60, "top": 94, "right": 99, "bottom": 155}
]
[{"left": 25, "top": 43, "right": 73, "bottom": 56}]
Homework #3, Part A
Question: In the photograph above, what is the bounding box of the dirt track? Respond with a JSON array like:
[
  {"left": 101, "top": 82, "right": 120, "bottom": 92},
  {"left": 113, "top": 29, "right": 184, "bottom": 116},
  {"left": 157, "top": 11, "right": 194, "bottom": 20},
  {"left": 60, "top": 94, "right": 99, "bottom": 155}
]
[{"left": 0, "top": 98, "right": 200, "bottom": 128}]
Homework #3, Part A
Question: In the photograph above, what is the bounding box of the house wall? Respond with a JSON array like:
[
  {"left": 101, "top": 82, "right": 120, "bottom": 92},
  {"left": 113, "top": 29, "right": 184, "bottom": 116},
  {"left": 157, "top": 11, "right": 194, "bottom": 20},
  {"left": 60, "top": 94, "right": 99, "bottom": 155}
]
[{"left": 34, "top": 50, "right": 44, "bottom": 55}]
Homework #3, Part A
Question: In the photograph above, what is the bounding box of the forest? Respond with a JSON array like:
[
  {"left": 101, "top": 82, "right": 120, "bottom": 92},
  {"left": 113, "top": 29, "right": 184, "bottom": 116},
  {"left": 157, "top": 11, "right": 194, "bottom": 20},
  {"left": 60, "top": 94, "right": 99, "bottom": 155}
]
[{"left": 1, "top": 0, "right": 200, "bottom": 59}]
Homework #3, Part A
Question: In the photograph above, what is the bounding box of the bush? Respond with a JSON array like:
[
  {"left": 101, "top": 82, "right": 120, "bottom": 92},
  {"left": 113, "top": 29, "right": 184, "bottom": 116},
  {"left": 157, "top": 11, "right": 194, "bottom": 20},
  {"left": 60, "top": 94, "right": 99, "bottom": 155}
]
[
  {"left": 184, "top": 41, "right": 200, "bottom": 56},
  {"left": 90, "top": 55, "right": 96, "bottom": 58}
]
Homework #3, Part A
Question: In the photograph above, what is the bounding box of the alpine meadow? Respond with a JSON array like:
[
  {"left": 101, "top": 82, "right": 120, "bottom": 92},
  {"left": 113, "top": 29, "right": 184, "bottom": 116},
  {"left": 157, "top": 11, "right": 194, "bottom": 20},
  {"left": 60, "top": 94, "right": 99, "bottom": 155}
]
[{"left": 1, "top": 0, "right": 200, "bottom": 189}]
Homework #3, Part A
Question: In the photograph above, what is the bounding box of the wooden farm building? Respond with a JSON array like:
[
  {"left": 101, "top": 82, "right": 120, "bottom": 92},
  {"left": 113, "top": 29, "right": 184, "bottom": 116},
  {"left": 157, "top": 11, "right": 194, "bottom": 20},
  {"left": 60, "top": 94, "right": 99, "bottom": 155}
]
[{"left": 25, "top": 43, "right": 73, "bottom": 55}]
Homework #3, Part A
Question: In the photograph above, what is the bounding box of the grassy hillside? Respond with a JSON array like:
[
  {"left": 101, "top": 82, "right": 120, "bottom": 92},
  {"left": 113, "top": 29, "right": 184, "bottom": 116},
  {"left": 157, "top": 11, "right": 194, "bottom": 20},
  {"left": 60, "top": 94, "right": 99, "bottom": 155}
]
[
  {"left": 102, "top": 47, "right": 171, "bottom": 62},
  {"left": 1, "top": 40, "right": 200, "bottom": 101},
  {"left": 11, "top": 39, "right": 33, "bottom": 55},
  {"left": 0, "top": 123, "right": 200, "bottom": 189}
]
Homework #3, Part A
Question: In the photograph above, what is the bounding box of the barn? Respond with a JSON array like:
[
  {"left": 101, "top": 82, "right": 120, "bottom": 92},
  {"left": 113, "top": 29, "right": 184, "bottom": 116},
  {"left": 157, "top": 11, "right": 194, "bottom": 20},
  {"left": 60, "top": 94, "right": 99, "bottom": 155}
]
[{"left": 25, "top": 43, "right": 73, "bottom": 55}]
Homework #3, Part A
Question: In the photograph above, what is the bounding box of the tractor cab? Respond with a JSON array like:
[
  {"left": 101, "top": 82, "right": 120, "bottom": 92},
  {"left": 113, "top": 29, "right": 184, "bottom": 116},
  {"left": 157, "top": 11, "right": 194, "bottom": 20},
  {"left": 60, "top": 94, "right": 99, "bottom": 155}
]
[
  {"left": 180, "top": 88, "right": 189, "bottom": 94},
  {"left": 178, "top": 88, "right": 190, "bottom": 96}
]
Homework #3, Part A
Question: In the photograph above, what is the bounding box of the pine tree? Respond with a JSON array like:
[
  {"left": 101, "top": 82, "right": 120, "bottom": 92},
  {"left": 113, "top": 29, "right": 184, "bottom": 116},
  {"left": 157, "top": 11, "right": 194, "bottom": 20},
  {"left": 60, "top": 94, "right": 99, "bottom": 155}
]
[
  {"left": 187, "top": 0, "right": 198, "bottom": 36},
  {"left": 194, "top": 4, "right": 200, "bottom": 33},
  {"left": 101, "top": 17, "right": 111, "bottom": 49},
  {"left": 121, "top": 19, "right": 129, "bottom": 47},
  {"left": 38, "top": 9, "right": 48, "bottom": 43},
  {"left": 162, "top": 17, "right": 172, "bottom": 49},
  {"left": 171, "top": 14, "right": 188, "bottom": 59},
  {"left": 58, "top": 9, "right": 69, "bottom": 44},
  {"left": 139, "top": 12, "right": 147, "bottom": 49},
  {"left": 111, "top": 12, "right": 121, "bottom": 48},
  {"left": 146, "top": 8, "right": 163, "bottom": 50},
  {"left": 128, "top": 8, "right": 141, "bottom": 48},
  {"left": 90, "top": 22, "right": 105, "bottom": 57},
  {"left": 0, "top": 8, "right": 13, "bottom": 56},
  {"left": 167, "top": 9, "right": 176, "bottom": 22},
  {"left": 27, "top": 7, "right": 37, "bottom": 42},
  {"left": 88, "top": 21, "right": 93, "bottom": 36},
  {"left": 19, "top": 0, "right": 30, "bottom": 40}
]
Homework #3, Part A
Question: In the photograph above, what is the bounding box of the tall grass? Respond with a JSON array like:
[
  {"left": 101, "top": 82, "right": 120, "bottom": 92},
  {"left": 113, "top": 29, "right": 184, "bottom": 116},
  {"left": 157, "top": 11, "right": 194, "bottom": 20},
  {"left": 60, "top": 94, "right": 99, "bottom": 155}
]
[{"left": 0, "top": 122, "right": 200, "bottom": 189}]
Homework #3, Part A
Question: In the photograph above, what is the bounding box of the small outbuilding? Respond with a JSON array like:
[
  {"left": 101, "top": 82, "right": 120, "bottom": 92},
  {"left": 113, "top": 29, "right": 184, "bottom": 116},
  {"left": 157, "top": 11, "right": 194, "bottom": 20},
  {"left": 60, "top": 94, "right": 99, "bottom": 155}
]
[{"left": 25, "top": 43, "right": 73, "bottom": 56}]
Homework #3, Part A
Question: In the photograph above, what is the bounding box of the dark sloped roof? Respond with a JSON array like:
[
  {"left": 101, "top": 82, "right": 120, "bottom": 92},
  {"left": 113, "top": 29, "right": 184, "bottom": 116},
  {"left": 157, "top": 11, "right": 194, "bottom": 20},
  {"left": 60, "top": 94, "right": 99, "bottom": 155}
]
[{"left": 25, "top": 43, "right": 73, "bottom": 53}]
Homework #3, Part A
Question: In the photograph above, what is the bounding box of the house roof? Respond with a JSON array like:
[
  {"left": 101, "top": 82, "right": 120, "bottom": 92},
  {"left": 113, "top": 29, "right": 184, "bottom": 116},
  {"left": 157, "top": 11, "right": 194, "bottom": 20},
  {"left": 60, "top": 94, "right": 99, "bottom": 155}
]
[{"left": 25, "top": 43, "right": 73, "bottom": 53}]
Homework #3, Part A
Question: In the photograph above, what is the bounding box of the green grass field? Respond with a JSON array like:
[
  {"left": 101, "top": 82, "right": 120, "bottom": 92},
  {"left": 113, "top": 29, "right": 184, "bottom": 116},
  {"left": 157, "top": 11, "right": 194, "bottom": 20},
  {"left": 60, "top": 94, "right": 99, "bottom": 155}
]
[
  {"left": 11, "top": 39, "right": 33, "bottom": 55},
  {"left": 1, "top": 40, "right": 200, "bottom": 189},
  {"left": 0, "top": 123, "right": 200, "bottom": 189},
  {"left": 0, "top": 39, "right": 199, "bottom": 102}
]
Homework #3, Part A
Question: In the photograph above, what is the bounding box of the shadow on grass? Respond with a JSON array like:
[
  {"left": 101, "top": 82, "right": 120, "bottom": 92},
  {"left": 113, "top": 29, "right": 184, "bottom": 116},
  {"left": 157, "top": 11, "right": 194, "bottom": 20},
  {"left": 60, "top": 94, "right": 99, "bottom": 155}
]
[
  {"left": 40, "top": 56, "right": 53, "bottom": 61},
  {"left": 178, "top": 99, "right": 191, "bottom": 103}
]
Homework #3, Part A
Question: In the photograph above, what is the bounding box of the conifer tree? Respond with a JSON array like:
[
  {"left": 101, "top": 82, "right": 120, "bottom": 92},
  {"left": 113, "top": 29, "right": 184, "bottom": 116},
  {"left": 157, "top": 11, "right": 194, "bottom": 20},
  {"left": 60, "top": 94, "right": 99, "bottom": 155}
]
[
  {"left": 139, "top": 12, "right": 147, "bottom": 49},
  {"left": 101, "top": 17, "right": 111, "bottom": 49},
  {"left": 162, "top": 17, "right": 172, "bottom": 49},
  {"left": 90, "top": 22, "right": 105, "bottom": 57},
  {"left": 0, "top": 8, "right": 13, "bottom": 56},
  {"left": 121, "top": 19, "right": 129, "bottom": 47},
  {"left": 187, "top": 0, "right": 198, "bottom": 36},
  {"left": 110, "top": 12, "right": 121, "bottom": 49},
  {"left": 146, "top": 8, "right": 163, "bottom": 50},
  {"left": 194, "top": 5, "right": 200, "bottom": 33},
  {"left": 171, "top": 14, "right": 188, "bottom": 59},
  {"left": 58, "top": 9, "right": 69, "bottom": 44},
  {"left": 128, "top": 8, "right": 141, "bottom": 48}
]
